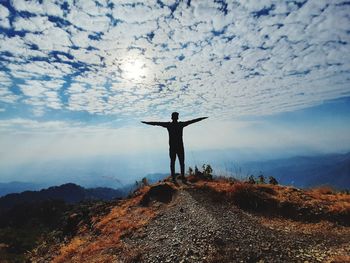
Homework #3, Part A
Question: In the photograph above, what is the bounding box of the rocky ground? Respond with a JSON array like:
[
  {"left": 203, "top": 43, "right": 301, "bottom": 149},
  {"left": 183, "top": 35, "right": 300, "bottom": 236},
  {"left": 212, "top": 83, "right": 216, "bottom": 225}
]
[{"left": 123, "top": 184, "right": 350, "bottom": 263}]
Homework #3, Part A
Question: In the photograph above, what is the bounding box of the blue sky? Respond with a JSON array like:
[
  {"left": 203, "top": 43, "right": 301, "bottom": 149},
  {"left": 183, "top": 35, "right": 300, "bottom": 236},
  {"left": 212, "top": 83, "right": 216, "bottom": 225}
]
[{"left": 0, "top": 0, "right": 349, "bottom": 184}]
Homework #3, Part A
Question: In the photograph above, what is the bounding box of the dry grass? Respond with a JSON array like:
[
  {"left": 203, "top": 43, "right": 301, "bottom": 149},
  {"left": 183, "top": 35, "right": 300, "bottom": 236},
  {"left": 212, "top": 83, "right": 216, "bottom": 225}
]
[
  {"left": 311, "top": 185, "right": 335, "bottom": 195},
  {"left": 194, "top": 180, "right": 350, "bottom": 225},
  {"left": 51, "top": 185, "right": 159, "bottom": 263},
  {"left": 52, "top": 237, "right": 85, "bottom": 263},
  {"left": 308, "top": 187, "right": 350, "bottom": 215},
  {"left": 326, "top": 255, "right": 350, "bottom": 263}
]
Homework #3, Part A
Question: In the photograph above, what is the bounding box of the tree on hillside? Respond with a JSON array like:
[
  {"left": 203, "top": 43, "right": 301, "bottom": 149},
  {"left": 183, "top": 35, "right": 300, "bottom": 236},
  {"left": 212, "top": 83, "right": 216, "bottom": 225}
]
[
  {"left": 134, "top": 177, "right": 149, "bottom": 190},
  {"left": 190, "top": 164, "right": 213, "bottom": 181},
  {"left": 248, "top": 175, "right": 256, "bottom": 184},
  {"left": 202, "top": 164, "right": 213, "bottom": 180},
  {"left": 188, "top": 167, "right": 193, "bottom": 176},
  {"left": 141, "top": 177, "right": 149, "bottom": 186},
  {"left": 269, "top": 176, "right": 278, "bottom": 185},
  {"left": 258, "top": 174, "right": 265, "bottom": 184},
  {"left": 194, "top": 166, "right": 199, "bottom": 175}
]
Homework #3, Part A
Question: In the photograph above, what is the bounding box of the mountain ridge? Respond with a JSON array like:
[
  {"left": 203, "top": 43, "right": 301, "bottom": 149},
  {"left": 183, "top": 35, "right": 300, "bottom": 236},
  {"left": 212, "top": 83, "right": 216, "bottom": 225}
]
[
  {"left": 26, "top": 177, "right": 350, "bottom": 263},
  {"left": 240, "top": 152, "right": 350, "bottom": 188},
  {"left": 0, "top": 181, "right": 44, "bottom": 197},
  {"left": 0, "top": 183, "right": 124, "bottom": 213}
]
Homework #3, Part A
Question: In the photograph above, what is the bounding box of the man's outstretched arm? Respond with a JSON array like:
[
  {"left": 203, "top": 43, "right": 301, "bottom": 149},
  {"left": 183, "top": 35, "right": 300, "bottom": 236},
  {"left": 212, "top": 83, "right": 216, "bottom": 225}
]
[
  {"left": 141, "top": 121, "right": 168, "bottom": 127},
  {"left": 183, "top": 117, "right": 208, "bottom": 127}
]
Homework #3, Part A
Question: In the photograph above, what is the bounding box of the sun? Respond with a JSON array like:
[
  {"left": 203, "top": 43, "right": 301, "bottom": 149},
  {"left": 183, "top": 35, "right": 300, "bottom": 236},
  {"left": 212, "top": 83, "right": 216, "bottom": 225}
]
[{"left": 122, "top": 59, "right": 147, "bottom": 82}]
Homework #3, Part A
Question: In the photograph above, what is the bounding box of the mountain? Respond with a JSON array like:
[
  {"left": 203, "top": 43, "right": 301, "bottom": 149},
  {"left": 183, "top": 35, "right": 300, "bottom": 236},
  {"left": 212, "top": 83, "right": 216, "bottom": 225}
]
[
  {"left": 240, "top": 152, "right": 350, "bottom": 189},
  {"left": 0, "top": 181, "right": 44, "bottom": 197},
  {"left": 0, "top": 167, "right": 349, "bottom": 261},
  {"left": 0, "top": 183, "right": 124, "bottom": 213},
  {"left": 26, "top": 178, "right": 349, "bottom": 263}
]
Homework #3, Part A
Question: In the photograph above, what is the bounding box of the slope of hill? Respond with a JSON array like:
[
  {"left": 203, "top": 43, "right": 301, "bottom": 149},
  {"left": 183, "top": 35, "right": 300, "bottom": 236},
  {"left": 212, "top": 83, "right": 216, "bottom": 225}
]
[
  {"left": 25, "top": 177, "right": 350, "bottom": 263},
  {"left": 241, "top": 152, "right": 350, "bottom": 188},
  {"left": 0, "top": 183, "right": 124, "bottom": 262}
]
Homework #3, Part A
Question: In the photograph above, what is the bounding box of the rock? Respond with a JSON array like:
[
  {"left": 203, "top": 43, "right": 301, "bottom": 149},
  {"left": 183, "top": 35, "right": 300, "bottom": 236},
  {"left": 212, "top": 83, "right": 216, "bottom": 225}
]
[{"left": 140, "top": 183, "right": 177, "bottom": 206}]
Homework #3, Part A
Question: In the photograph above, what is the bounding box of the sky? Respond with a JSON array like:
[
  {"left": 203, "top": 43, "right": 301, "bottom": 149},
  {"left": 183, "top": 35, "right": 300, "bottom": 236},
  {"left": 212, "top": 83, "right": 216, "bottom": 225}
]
[{"left": 0, "top": 0, "right": 350, "bottom": 185}]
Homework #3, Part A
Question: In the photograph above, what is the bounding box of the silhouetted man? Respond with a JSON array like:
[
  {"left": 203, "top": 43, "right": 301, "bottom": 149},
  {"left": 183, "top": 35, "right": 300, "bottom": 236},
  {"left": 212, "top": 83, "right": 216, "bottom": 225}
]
[{"left": 142, "top": 112, "right": 208, "bottom": 183}]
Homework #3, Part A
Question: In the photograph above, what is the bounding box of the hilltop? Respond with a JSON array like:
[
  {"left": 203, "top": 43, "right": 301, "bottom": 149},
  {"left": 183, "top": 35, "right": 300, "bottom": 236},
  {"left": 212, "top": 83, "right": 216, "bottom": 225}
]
[{"left": 22, "top": 176, "right": 350, "bottom": 263}]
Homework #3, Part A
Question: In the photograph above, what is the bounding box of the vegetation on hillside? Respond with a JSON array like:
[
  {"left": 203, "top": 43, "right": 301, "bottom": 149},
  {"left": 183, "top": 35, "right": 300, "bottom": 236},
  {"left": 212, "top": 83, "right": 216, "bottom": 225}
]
[
  {"left": 194, "top": 178, "right": 350, "bottom": 225},
  {"left": 0, "top": 198, "right": 120, "bottom": 262}
]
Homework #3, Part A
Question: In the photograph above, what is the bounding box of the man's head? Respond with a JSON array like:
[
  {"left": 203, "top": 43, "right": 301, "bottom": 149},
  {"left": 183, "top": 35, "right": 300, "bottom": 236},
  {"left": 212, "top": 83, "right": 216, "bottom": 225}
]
[{"left": 171, "top": 112, "right": 179, "bottom": 122}]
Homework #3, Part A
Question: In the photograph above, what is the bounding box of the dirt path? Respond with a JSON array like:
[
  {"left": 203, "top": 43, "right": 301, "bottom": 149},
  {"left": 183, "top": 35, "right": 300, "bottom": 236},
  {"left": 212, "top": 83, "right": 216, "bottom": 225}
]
[{"left": 123, "top": 187, "right": 350, "bottom": 262}]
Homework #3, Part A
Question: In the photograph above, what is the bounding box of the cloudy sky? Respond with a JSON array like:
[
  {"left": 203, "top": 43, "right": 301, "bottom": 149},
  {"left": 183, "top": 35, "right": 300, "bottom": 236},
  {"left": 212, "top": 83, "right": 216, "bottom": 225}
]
[{"left": 0, "top": 0, "right": 349, "bottom": 184}]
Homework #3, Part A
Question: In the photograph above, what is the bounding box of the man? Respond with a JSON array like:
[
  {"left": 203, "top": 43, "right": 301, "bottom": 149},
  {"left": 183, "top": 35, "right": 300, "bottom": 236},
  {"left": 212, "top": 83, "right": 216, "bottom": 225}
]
[{"left": 141, "top": 112, "right": 208, "bottom": 184}]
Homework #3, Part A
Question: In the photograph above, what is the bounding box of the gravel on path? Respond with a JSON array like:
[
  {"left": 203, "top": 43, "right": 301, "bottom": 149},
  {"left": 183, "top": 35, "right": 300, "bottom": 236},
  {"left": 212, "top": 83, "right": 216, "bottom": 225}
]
[{"left": 123, "top": 186, "right": 350, "bottom": 263}]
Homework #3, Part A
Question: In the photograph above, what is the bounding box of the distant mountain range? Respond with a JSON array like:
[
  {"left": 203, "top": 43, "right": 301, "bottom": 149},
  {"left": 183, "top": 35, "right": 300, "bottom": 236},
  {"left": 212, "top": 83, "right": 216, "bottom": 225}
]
[
  {"left": 240, "top": 152, "right": 350, "bottom": 189},
  {"left": 145, "top": 153, "right": 350, "bottom": 189},
  {"left": 0, "top": 152, "right": 348, "bottom": 203},
  {"left": 0, "top": 181, "right": 45, "bottom": 197},
  {"left": 0, "top": 183, "right": 124, "bottom": 213}
]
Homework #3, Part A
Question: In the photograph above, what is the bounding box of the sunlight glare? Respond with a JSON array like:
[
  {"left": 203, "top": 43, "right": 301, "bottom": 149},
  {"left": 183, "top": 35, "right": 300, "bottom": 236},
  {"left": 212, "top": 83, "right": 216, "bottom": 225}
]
[{"left": 122, "top": 59, "right": 147, "bottom": 81}]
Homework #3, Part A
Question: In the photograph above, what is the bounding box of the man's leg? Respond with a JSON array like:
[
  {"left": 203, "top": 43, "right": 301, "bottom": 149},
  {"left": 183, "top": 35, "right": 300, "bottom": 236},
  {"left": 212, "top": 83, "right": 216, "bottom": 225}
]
[
  {"left": 169, "top": 148, "right": 176, "bottom": 182},
  {"left": 178, "top": 148, "right": 186, "bottom": 182}
]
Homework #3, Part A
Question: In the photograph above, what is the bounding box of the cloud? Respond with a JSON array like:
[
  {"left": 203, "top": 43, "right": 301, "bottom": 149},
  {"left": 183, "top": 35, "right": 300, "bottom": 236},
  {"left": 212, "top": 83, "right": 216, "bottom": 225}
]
[
  {"left": 0, "top": 0, "right": 349, "bottom": 121},
  {"left": 0, "top": 118, "right": 166, "bottom": 166},
  {"left": 1, "top": 115, "right": 349, "bottom": 168},
  {"left": 0, "top": 4, "right": 10, "bottom": 28},
  {"left": 13, "top": 15, "right": 54, "bottom": 32}
]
